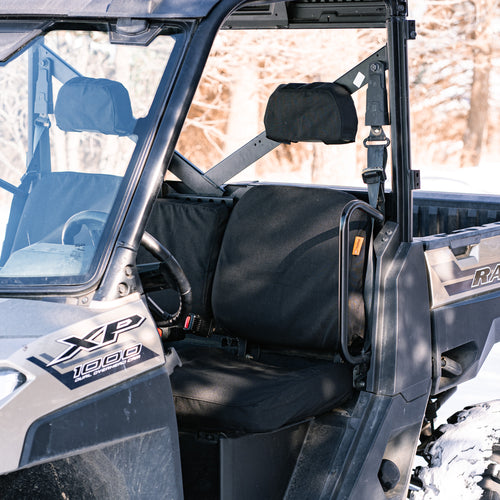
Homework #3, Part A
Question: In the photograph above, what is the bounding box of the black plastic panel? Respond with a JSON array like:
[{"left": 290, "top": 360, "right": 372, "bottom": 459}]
[
  {"left": 178, "top": 421, "right": 309, "bottom": 500},
  {"left": 431, "top": 290, "right": 500, "bottom": 394},
  {"left": 2, "top": 427, "right": 183, "bottom": 500},
  {"left": 223, "top": 1, "right": 387, "bottom": 29},
  {"left": 414, "top": 191, "right": 500, "bottom": 238},
  {"left": 220, "top": 422, "right": 309, "bottom": 499},
  {"left": 21, "top": 366, "right": 178, "bottom": 466}
]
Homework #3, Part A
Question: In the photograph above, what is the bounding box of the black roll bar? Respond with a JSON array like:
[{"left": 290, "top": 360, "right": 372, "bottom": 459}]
[{"left": 339, "top": 199, "right": 384, "bottom": 365}]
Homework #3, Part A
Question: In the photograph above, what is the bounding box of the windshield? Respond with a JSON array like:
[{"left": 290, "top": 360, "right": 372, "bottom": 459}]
[{"left": 0, "top": 25, "right": 181, "bottom": 287}]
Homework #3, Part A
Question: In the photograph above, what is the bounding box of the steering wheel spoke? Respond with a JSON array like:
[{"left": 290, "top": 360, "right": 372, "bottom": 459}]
[
  {"left": 62, "top": 210, "right": 108, "bottom": 246},
  {"left": 141, "top": 232, "right": 192, "bottom": 328}
]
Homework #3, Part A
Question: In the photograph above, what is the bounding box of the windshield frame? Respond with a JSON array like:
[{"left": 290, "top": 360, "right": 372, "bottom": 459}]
[{"left": 0, "top": 19, "right": 190, "bottom": 295}]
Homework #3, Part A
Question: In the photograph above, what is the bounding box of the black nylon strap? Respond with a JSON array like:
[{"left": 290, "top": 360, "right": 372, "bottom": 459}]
[{"left": 362, "top": 128, "right": 389, "bottom": 212}]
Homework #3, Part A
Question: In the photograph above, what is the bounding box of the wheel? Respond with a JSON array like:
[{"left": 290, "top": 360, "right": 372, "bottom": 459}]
[
  {"left": 140, "top": 231, "right": 192, "bottom": 327},
  {"left": 411, "top": 401, "right": 500, "bottom": 500},
  {"left": 61, "top": 210, "right": 108, "bottom": 246}
]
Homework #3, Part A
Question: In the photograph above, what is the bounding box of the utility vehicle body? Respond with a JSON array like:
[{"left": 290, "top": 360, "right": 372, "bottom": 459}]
[{"left": 0, "top": 1, "right": 498, "bottom": 499}]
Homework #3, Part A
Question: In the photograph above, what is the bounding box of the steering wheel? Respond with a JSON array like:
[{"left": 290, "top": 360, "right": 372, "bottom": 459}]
[
  {"left": 140, "top": 231, "right": 192, "bottom": 328},
  {"left": 62, "top": 210, "right": 108, "bottom": 246}
]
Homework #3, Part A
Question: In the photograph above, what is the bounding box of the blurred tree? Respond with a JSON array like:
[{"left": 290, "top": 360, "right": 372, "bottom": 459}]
[
  {"left": 460, "top": 0, "right": 499, "bottom": 167},
  {"left": 409, "top": 0, "right": 500, "bottom": 169}
]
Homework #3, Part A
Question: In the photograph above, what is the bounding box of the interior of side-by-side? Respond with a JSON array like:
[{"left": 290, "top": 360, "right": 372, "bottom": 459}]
[
  {"left": 136, "top": 76, "right": 384, "bottom": 498},
  {"left": 0, "top": 20, "right": 413, "bottom": 499}
]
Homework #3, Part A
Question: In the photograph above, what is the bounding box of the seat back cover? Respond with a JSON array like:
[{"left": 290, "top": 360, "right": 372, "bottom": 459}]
[
  {"left": 212, "top": 184, "right": 369, "bottom": 352},
  {"left": 11, "top": 171, "right": 121, "bottom": 252},
  {"left": 139, "top": 197, "right": 231, "bottom": 317}
]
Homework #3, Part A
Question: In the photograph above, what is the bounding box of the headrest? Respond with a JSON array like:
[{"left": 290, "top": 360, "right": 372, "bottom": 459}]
[
  {"left": 55, "top": 77, "right": 136, "bottom": 136},
  {"left": 264, "top": 82, "right": 357, "bottom": 145}
]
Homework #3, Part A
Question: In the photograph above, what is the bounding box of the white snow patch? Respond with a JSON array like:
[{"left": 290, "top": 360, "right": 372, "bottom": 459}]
[{"left": 412, "top": 401, "right": 500, "bottom": 500}]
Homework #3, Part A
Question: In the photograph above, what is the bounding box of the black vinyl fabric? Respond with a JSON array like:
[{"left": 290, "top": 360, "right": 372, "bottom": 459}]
[
  {"left": 138, "top": 198, "right": 230, "bottom": 318},
  {"left": 212, "top": 185, "right": 369, "bottom": 352},
  {"left": 171, "top": 346, "right": 353, "bottom": 433},
  {"left": 264, "top": 82, "right": 357, "bottom": 144},
  {"left": 55, "top": 77, "right": 136, "bottom": 136}
]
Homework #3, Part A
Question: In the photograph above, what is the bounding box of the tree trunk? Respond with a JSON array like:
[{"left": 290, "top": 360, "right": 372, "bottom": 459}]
[
  {"left": 461, "top": 42, "right": 492, "bottom": 167},
  {"left": 460, "top": 0, "right": 496, "bottom": 168}
]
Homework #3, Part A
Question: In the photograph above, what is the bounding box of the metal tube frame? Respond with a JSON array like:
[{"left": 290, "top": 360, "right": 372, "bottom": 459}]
[
  {"left": 339, "top": 199, "right": 384, "bottom": 364},
  {"left": 386, "top": 0, "right": 414, "bottom": 242}
]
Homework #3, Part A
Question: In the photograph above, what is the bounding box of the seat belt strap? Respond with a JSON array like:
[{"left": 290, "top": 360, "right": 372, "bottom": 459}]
[
  {"left": 362, "top": 127, "right": 389, "bottom": 211},
  {"left": 362, "top": 59, "right": 389, "bottom": 212}
]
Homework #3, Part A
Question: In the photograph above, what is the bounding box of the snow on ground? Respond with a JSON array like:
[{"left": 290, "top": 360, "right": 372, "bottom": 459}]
[{"left": 411, "top": 402, "right": 500, "bottom": 500}]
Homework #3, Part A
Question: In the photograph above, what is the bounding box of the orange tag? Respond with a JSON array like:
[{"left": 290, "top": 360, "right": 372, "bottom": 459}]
[{"left": 352, "top": 236, "right": 364, "bottom": 256}]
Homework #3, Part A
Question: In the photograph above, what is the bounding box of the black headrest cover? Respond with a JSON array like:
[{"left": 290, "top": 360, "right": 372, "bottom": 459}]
[
  {"left": 264, "top": 82, "right": 357, "bottom": 145},
  {"left": 55, "top": 77, "right": 136, "bottom": 136}
]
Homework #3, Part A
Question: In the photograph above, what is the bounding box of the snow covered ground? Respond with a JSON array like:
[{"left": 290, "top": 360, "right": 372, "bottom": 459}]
[
  {"left": 420, "top": 347, "right": 500, "bottom": 499},
  {"left": 412, "top": 401, "right": 500, "bottom": 500}
]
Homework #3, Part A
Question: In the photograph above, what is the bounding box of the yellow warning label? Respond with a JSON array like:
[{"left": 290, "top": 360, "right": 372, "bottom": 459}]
[{"left": 352, "top": 236, "right": 364, "bottom": 256}]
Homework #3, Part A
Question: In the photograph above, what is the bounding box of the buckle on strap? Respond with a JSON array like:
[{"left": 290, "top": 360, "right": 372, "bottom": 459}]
[
  {"left": 183, "top": 314, "right": 214, "bottom": 337},
  {"left": 362, "top": 127, "right": 390, "bottom": 210},
  {"left": 362, "top": 165, "right": 386, "bottom": 185}
]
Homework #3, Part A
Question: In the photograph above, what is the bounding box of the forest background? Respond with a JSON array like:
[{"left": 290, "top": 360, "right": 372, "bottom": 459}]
[
  {"left": 177, "top": 0, "right": 500, "bottom": 191},
  {"left": 0, "top": 0, "right": 498, "bottom": 193}
]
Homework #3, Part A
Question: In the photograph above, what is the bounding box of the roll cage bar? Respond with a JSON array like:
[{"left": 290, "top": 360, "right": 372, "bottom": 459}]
[
  {"left": 27, "top": 42, "right": 81, "bottom": 173},
  {"left": 223, "top": 0, "right": 388, "bottom": 29},
  {"left": 0, "top": 42, "right": 80, "bottom": 198}
]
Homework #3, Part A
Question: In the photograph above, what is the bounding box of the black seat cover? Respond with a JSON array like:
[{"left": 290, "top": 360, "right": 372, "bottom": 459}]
[
  {"left": 170, "top": 185, "right": 369, "bottom": 433},
  {"left": 212, "top": 185, "right": 368, "bottom": 351},
  {"left": 11, "top": 172, "right": 121, "bottom": 253},
  {"left": 264, "top": 82, "right": 358, "bottom": 145},
  {"left": 55, "top": 77, "right": 136, "bottom": 136},
  {"left": 138, "top": 198, "right": 230, "bottom": 318},
  {"left": 172, "top": 346, "right": 353, "bottom": 433}
]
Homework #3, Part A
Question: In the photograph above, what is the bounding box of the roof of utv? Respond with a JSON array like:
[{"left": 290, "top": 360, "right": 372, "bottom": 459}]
[
  {"left": 0, "top": 0, "right": 389, "bottom": 60},
  {"left": 0, "top": 0, "right": 388, "bottom": 24},
  {"left": 0, "top": 0, "right": 219, "bottom": 18}
]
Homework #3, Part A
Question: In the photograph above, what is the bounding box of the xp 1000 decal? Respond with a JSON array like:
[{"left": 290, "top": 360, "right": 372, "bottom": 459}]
[{"left": 28, "top": 315, "right": 158, "bottom": 389}]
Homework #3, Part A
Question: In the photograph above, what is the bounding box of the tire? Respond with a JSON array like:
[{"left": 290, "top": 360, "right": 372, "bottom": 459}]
[{"left": 411, "top": 401, "right": 500, "bottom": 500}]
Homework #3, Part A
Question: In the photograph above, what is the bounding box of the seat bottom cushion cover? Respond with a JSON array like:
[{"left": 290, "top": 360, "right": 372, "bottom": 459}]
[{"left": 170, "top": 345, "right": 353, "bottom": 433}]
